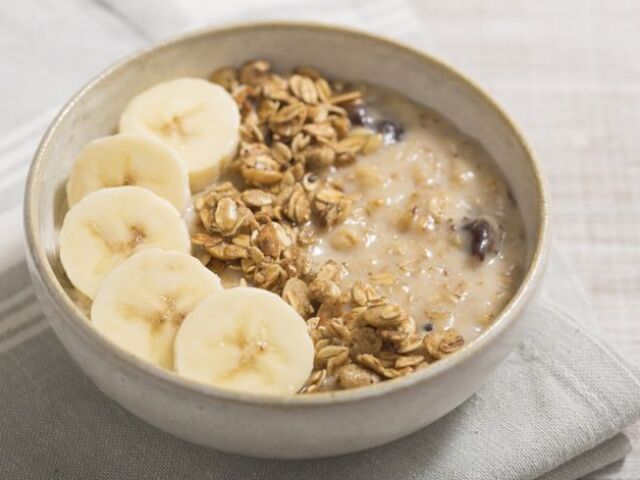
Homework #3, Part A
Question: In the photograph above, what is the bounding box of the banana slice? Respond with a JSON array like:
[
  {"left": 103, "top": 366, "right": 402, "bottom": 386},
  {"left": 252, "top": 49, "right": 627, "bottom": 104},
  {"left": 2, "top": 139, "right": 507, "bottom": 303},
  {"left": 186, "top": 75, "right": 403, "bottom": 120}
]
[
  {"left": 174, "top": 287, "right": 314, "bottom": 396},
  {"left": 59, "top": 186, "right": 191, "bottom": 299},
  {"left": 91, "top": 249, "right": 223, "bottom": 369},
  {"left": 119, "top": 78, "right": 240, "bottom": 192},
  {"left": 66, "top": 133, "right": 189, "bottom": 211}
]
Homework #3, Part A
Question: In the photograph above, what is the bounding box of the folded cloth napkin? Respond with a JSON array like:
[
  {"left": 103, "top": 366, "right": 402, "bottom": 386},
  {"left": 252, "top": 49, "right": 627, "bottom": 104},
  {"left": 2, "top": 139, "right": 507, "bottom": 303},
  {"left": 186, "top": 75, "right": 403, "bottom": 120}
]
[{"left": 1, "top": 1, "right": 639, "bottom": 479}]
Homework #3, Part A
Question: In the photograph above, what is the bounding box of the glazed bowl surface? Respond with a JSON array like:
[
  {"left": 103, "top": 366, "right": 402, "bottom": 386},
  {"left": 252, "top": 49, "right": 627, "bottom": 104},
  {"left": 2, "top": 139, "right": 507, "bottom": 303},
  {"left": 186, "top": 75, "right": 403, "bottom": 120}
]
[{"left": 24, "top": 22, "right": 549, "bottom": 458}]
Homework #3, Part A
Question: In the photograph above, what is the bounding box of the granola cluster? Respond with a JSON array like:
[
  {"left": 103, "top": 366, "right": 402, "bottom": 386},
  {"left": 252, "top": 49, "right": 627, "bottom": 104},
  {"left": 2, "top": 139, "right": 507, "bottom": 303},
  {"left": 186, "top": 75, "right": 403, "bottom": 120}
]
[{"left": 193, "top": 60, "right": 465, "bottom": 392}]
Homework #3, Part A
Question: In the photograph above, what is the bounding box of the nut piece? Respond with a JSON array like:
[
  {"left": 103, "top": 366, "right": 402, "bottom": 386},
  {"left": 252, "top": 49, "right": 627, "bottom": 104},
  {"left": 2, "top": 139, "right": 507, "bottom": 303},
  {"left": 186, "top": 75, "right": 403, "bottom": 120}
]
[{"left": 338, "top": 364, "right": 380, "bottom": 389}]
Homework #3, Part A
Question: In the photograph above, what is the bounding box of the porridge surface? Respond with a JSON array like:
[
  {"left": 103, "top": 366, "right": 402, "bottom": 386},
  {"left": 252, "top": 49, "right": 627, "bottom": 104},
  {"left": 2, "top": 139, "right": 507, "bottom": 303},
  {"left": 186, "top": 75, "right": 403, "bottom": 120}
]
[{"left": 312, "top": 86, "right": 526, "bottom": 340}]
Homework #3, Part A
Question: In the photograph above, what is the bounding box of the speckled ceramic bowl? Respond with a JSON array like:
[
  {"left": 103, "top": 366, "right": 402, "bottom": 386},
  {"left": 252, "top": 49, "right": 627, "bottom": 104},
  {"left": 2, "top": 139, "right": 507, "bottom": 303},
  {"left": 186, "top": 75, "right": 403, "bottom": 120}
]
[{"left": 24, "top": 22, "right": 549, "bottom": 458}]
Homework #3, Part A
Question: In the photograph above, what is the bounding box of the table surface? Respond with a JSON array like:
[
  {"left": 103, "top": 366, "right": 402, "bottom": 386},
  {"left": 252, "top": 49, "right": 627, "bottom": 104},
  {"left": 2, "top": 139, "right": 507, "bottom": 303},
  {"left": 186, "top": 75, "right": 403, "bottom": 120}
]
[{"left": 409, "top": 1, "right": 640, "bottom": 478}]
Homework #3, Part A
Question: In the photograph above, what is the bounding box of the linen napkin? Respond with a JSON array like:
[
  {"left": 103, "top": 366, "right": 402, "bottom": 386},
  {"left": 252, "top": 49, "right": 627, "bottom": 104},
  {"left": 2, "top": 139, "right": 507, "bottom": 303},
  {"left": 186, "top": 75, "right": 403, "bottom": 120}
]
[{"left": 1, "top": 1, "right": 639, "bottom": 479}]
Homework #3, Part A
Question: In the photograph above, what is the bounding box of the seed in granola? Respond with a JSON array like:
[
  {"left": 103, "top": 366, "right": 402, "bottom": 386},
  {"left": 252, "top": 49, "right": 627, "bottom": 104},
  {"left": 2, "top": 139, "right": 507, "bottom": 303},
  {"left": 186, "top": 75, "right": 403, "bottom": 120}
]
[
  {"left": 301, "top": 172, "right": 320, "bottom": 192},
  {"left": 337, "top": 364, "right": 380, "bottom": 389}
]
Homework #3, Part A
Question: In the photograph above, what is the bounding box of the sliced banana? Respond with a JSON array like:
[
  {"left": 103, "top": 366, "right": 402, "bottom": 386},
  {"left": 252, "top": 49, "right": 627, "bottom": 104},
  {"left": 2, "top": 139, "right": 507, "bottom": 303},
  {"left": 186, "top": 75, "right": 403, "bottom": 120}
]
[
  {"left": 92, "top": 250, "right": 222, "bottom": 369},
  {"left": 174, "top": 287, "right": 314, "bottom": 396},
  {"left": 119, "top": 78, "right": 240, "bottom": 192},
  {"left": 59, "top": 186, "right": 191, "bottom": 299},
  {"left": 66, "top": 133, "right": 189, "bottom": 211}
]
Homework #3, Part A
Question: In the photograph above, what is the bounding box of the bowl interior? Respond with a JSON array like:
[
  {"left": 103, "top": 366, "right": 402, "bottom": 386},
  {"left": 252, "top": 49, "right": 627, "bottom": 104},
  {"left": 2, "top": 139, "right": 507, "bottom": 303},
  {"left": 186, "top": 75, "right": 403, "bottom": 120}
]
[{"left": 26, "top": 22, "right": 547, "bottom": 400}]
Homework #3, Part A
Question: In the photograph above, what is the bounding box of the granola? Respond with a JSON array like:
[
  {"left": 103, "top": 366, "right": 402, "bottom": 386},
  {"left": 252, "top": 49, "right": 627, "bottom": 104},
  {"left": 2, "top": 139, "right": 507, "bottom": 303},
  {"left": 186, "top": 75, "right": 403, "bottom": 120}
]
[{"left": 189, "top": 60, "right": 526, "bottom": 393}]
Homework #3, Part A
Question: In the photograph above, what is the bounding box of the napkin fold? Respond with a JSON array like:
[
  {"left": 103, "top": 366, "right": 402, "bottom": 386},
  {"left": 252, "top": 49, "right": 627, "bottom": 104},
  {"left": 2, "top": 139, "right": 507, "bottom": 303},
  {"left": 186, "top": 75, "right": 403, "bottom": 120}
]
[{"left": 1, "top": 1, "right": 639, "bottom": 479}]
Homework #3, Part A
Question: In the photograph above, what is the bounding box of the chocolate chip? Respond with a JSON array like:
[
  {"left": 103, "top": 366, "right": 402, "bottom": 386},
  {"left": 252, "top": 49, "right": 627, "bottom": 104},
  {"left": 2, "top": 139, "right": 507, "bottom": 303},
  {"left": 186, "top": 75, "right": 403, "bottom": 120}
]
[
  {"left": 375, "top": 119, "right": 404, "bottom": 143},
  {"left": 422, "top": 322, "right": 434, "bottom": 332},
  {"left": 462, "top": 217, "right": 500, "bottom": 261}
]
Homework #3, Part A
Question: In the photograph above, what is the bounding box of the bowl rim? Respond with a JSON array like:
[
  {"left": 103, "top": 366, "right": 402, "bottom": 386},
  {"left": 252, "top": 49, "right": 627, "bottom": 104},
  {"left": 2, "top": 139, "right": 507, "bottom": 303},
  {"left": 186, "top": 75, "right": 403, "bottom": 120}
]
[{"left": 24, "top": 20, "right": 550, "bottom": 407}]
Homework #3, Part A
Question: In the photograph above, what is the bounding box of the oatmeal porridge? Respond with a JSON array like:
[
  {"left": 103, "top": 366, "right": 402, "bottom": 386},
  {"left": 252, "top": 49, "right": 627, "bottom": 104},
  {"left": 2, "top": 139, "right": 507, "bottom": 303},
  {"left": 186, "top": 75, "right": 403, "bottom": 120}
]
[{"left": 58, "top": 60, "right": 525, "bottom": 395}]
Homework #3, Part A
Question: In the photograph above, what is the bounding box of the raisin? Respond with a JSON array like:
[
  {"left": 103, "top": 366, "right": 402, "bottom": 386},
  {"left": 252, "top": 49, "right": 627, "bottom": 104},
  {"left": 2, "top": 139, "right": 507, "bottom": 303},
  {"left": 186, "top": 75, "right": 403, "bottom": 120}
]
[{"left": 462, "top": 218, "right": 500, "bottom": 261}]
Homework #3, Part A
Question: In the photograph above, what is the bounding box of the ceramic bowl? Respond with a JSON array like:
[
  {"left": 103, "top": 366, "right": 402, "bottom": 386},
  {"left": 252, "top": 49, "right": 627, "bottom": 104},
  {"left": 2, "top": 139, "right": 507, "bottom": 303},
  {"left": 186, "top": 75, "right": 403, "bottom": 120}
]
[{"left": 24, "top": 22, "right": 549, "bottom": 458}]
